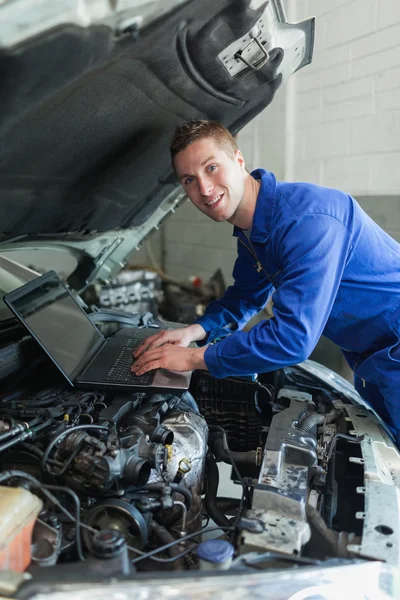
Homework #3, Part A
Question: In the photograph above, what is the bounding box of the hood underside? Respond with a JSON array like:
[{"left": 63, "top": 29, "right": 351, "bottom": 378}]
[{"left": 0, "top": 0, "right": 314, "bottom": 244}]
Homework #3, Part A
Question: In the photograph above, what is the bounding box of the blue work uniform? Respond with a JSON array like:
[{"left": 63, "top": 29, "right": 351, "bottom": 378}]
[{"left": 196, "top": 169, "right": 400, "bottom": 443}]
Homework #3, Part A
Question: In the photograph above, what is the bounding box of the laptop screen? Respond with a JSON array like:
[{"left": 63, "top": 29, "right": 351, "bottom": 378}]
[{"left": 6, "top": 273, "right": 102, "bottom": 380}]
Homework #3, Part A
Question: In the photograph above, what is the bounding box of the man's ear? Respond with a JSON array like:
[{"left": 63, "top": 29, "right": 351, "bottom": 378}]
[{"left": 235, "top": 149, "right": 245, "bottom": 169}]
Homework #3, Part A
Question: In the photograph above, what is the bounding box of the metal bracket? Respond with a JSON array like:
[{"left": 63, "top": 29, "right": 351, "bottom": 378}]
[{"left": 234, "top": 27, "right": 270, "bottom": 71}]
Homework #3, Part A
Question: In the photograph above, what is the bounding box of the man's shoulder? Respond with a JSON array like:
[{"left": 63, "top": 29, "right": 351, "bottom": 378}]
[{"left": 275, "top": 180, "right": 353, "bottom": 224}]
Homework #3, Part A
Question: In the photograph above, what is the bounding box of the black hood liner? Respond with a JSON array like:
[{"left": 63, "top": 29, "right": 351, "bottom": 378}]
[{"left": 0, "top": 0, "right": 283, "bottom": 239}]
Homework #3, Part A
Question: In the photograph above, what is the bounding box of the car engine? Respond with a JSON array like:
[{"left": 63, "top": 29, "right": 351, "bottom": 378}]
[{"left": 0, "top": 315, "right": 397, "bottom": 583}]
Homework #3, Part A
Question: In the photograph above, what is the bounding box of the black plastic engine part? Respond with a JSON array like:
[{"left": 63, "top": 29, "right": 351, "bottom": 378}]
[
  {"left": 324, "top": 438, "right": 364, "bottom": 535},
  {"left": 190, "top": 372, "right": 273, "bottom": 451},
  {"left": 90, "top": 529, "right": 127, "bottom": 559},
  {"left": 83, "top": 499, "right": 149, "bottom": 552}
]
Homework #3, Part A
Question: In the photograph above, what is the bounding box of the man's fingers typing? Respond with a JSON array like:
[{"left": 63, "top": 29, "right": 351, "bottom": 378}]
[
  {"left": 134, "top": 326, "right": 202, "bottom": 359},
  {"left": 132, "top": 347, "right": 161, "bottom": 371},
  {"left": 131, "top": 343, "right": 206, "bottom": 374},
  {"left": 132, "top": 360, "right": 159, "bottom": 376},
  {"left": 133, "top": 333, "right": 165, "bottom": 357}
]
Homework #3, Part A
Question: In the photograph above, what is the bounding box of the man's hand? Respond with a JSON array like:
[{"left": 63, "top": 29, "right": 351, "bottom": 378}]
[
  {"left": 133, "top": 324, "right": 206, "bottom": 359},
  {"left": 131, "top": 344, "right": 207, "bottom": 375}
]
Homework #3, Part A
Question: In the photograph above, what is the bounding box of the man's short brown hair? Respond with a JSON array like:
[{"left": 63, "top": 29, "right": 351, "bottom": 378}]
[{"left": 170, "top": 120, "right": 238, "bottom": 166}]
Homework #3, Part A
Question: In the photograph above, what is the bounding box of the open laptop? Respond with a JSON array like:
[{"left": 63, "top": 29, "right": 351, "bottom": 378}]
[{"left": 3, "top": 270, "right": 191, "bottom": 393}]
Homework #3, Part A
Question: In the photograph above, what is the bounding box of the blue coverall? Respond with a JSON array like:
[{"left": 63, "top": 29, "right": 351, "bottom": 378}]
[{"left": 196, "top": 169, "right": 400, "bottom": 443}]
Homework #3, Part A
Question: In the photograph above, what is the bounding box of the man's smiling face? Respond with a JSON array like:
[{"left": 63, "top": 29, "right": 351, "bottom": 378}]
[{"left": 174, "top": 137, "right": 246, "bottom": 223}]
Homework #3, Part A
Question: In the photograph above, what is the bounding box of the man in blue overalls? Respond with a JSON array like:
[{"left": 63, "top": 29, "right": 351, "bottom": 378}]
[{"left": 132, "top": 120, "right": 400, "bottom": 445}]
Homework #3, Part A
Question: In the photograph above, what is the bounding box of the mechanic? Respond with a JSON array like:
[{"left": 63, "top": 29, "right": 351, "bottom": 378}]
[{"left": 132, "top": 119, "right": 400, "bottom": 445}]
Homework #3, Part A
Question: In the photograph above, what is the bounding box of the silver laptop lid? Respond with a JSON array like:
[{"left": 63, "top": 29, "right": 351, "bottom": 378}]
[{"left": 4, "top": 271, "right": 103, "bottom": 384}]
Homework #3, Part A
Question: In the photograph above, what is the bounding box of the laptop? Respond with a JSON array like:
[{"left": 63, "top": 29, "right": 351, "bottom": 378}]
[{"left": 3, "top": 270, "right": 191, "bottom": 393}]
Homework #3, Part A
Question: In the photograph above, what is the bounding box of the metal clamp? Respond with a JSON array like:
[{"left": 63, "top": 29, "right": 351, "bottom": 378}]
[{"left": 234, "top": 27, "right": 270, "bottom": 71}]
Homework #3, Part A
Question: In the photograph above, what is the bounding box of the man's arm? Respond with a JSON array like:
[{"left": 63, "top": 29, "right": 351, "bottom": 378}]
[
  {"left": 194, "top": 236, "right": 273, "bottom": 344},
  {"left": 132, "top": 236, "right": 272, "bottom": 375},
  {"left": 203, "top": 213, "right": 353, "bottom": 377}
]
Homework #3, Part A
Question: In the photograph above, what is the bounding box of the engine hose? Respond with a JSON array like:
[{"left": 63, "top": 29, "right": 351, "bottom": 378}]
[
  {"left": 215, "top": 497, "right": 241, "bottom": 514},
  {"left": 297, "top": 409, "right": 339, "bottom": 435},
  {"left": 325, "top": 409, "right": 339, "bottom": 424},
  {"left": 151, "top": 520, "right": 184, "bottom": 570},
  {"left": 143, "top": 482, "right": 192, "bottom": 511},
  {"left": 0, "top": 417, "right": 41, "bottom": 442},
  {"left": 0, "top": 419, "right": 53, "bottom": 453},
  {"left": 204, "top": 452, "right": 231, "bottom": 530},
  {"left": 306, "top": 503, "right": 339, "bottom": 556},
  {"left": 171, "top": 483, "right": 192, "bottom": 510},
  {"left": 212, "top": 436, "right": 257, "bottom": 469},
  {"left": 141, "top": 482, "right": 164, "bottom": 495},
  {"left": 297, "top": 413, "right": 325, "bottom": 435}
]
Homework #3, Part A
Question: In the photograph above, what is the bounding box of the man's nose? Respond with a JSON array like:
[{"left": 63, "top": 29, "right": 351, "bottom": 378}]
[{"left": 199, "top": 177, "right": 213, "bottom": 197}]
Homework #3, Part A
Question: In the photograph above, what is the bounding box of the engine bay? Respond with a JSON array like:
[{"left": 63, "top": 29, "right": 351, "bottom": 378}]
[{"left": 1, "top": 310, "right": 393, "bottom": 589}]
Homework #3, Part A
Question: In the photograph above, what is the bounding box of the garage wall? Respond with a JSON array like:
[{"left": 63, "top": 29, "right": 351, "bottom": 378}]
[{"left": 287, "top": 0, "right": 400, "bottom": 201}]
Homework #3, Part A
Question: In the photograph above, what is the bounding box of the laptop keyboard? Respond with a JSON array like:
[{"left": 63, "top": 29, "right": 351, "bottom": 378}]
[{"left": 104, "top": 338, "right": 154, "bottom": 385}]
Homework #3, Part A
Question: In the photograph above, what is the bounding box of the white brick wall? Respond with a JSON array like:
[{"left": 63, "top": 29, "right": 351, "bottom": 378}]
[{"left": 288, "top": 0, "right": 400, "bottom": 197}]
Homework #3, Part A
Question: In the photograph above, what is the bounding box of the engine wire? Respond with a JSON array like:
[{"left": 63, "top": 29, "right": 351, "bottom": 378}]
[
  {"left": 130, "top": 525, "right": 234, "bottom": 565},
  {"left": 18, "top": 442, "right": 64, "bottom": 468},
  {"left": 0, "top": 471, "right": 85, "bottom": 562},
  {"left": 43, "top": 483, "right": 85, "bottom": 562},
  {"left": 41, "top": 424, "right": 109, "bottom": 475},
  {"left": 326, "top": 432, "right": 365, "bottom": 461},
  {"left": 0, "top": 471, "right": 232, "bottom": 566},
  {"left": 208, "top": 424, "right": 249, "bottom": 529},
  {"left": 0, "top": 421, "right": 241, "bottom": 567},
  {"left": 202, "top": 514, "right": 210, "bottom": 529}
]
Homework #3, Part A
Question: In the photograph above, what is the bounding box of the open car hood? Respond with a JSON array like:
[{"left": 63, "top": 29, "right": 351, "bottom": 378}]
[{"left": 0, "top": 0, "right": 314, "bottom": 289}]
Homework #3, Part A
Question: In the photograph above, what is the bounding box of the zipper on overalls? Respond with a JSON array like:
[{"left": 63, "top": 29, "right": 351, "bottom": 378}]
[
  {"left": 353, "top": 356, "right": 367, "bottom": 387},
  {"left": 238, "top": 237, "right": 269, "bottom": 278}
]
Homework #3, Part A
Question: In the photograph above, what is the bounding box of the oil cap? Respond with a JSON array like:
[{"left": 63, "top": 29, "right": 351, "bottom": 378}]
[
  {"left": 91, "top": 529, "right": 126, "bottom": 559},
  {"left": 196, "top": 539, "right": 234, "bottom": 570}
]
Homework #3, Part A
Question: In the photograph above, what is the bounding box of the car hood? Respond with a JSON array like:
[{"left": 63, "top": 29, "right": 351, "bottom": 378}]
[{"left": 0, "top": 0, "right": 314, "bottom": 290}]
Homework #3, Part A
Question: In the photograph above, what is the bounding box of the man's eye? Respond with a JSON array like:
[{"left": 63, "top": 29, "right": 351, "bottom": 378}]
[
  {"left": 184, "top": 177, "right": 194, "bottom": 185},
  {"left": 207, "top": 164, "right": 217, "bottom": 172}
]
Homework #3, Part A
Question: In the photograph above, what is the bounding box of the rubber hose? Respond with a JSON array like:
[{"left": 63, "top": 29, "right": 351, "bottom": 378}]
[
  {"left": 215, "top": 497, "right": 241, "bottom": 514},
  {"left": 213, "top": 436, "right": 257, "bottom": 469},
  {"left": 170, "top": 483, "right": 192, "bottom": 510},
  {"left": 152, "top": 520, "right": 184, "bottom": 570},
  {"left": 298, "top": 409, "right": 339, "bottom": 435},
  {"left": 143, "top": 482, "right": 163, "bottom": 493},
  {"left": 204, "top": 453, "right": 231, "bottom": 529},
  {"left": 325, "top": 409, "right": 339, "bottom": 424},
  {"left": 297, "top": 413, "right": 325, "bottom": 434},
  {"left": 144, "top": 482, "right": 192, "bottom": 510}
]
